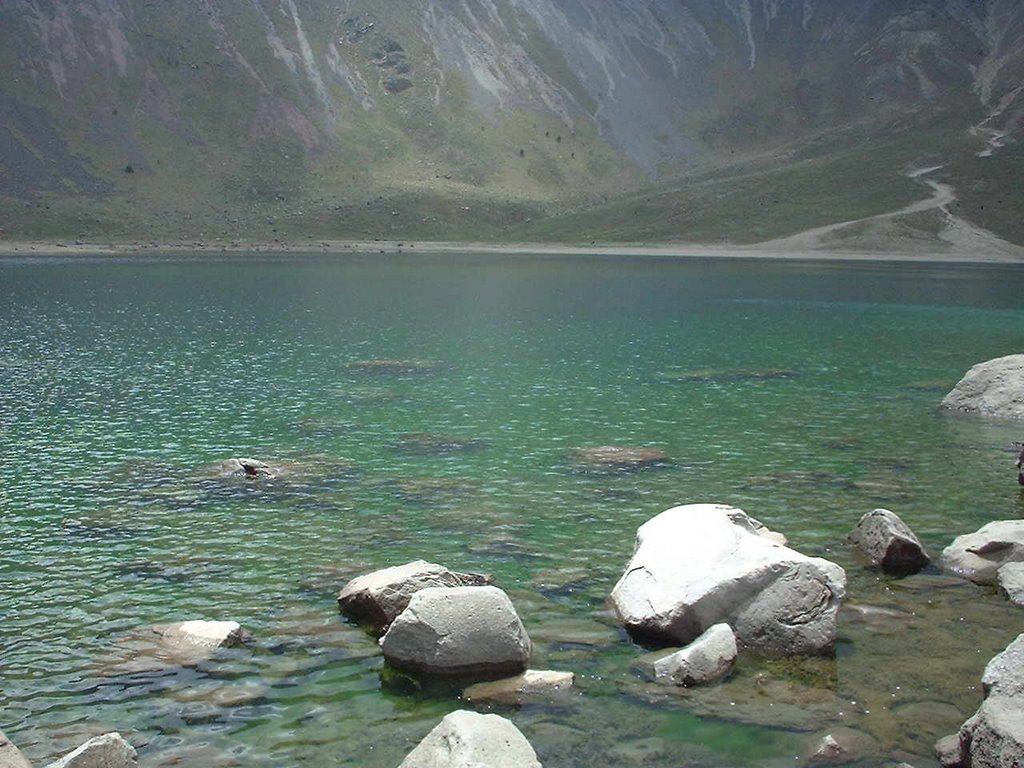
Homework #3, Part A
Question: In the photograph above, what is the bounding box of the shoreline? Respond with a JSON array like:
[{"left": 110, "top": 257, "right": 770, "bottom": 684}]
[{"left": 2, "top": 238, "right": 1024, "bottom": 264}]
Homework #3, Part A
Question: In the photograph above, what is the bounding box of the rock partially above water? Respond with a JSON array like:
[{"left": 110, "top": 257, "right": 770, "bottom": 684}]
[
  {"left": 0, "top": 729, "right": 32, "bottom": 768},
  {"left": 997, "top": 562, "right": 1024, "bottom": 606},
  {"left": 215, "top": 457, "right": 277, "bottom": 479},
  {"left": 569, "top": 446, "right": 671, "bottom": 474},
  {"left": 337, "top": 560, "right": 492, "bottom": 630},
  {"left": 937, "top": 632, "right": 1024, "bottom": 768},
  {"left": 398, "top": 710, "right": 541, "bottom": 768},
  {"left": 42, "top": 733, "right": 137, "bottom": 768},
  {"left": 940, "top": 520, "right": 1024, "bottom": 585},
  {"left": 610, "top": 504, "right": 845, "bottom": 655},
  {"left": 848, "top": 508, "right": 930, "bottom": 576},
  {"left": 648, "top": 623, "right": 738, "bottom": 687},
  {"left": 940, "top": 354, "right": 1024, "bottom": 419},
  {"left": 160, "top": 620, "right": 247, "bottom": 649},
  {"left": 380, "top": 586, "right": 532, "bottom": 677}
]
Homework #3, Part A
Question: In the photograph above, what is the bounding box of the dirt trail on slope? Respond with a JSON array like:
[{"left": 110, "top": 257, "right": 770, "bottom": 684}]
[{"left": 755, "top": 166, "right": 1024, "bottom": 260}]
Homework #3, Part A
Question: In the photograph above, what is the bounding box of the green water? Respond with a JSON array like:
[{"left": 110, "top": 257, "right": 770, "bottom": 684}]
[{"left": 3, "top": 252, "right": 1024, "bottom": 767}]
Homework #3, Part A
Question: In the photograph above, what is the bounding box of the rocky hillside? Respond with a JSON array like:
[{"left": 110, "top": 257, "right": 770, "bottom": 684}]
[{"left": 1, "top": 0, "right": 1022, "bottom": 246}]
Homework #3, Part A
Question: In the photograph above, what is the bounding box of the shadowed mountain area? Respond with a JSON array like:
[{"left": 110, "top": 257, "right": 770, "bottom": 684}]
[{"left": 1, "top": 0, "right": 1022, "bottom": 252}]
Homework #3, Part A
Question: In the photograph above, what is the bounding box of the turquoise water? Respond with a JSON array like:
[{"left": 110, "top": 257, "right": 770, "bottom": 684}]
[{"left": 3, "top": 252, "right": 1024, "bottom": 767}]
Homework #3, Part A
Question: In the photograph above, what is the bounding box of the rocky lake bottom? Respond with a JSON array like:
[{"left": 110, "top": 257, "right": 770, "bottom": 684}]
[{"left": 3, "top": 252, "right": 1024, "bottom": 767}]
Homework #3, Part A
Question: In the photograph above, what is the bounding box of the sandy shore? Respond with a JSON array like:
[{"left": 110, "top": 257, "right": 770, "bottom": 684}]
[{"left": 1, "top": 238, "right": 1023, "bottom": 263}]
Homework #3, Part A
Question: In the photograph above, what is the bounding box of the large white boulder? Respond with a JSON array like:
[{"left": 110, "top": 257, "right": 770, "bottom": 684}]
[
  {"left": 940, "top": 520, "right": 1024, "bottom": 585},
  {"left": 398, "top": 710, "right": 541, "bottom": 768},
  {"left": 940, "top": 355, "right": 1024, "bottom": 419},
  {"left": 380, "top": 586, "right": 532, "bottom": 676},
  {"left": 610, "top": 504, "right": 846, "bottom": 655},
  {"left": 42, "top": 733, "right": 137, "bottom": 768},
  {"left": 338, "top": 560, "right": 490, "bottom": 630},
  {"left": 937, "top": 633, "right": 1024, "bottom": 767}
]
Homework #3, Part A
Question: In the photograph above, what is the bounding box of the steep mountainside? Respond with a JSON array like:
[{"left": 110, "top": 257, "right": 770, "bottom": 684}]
[{"left": 1, "top": 0, "right": 1022, "bottom": 247}]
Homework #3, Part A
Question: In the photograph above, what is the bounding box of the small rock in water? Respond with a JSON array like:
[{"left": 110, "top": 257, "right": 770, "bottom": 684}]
[
  {"left": 847, "top": 508, "right": 930, "bottom": 576},
  {"left": 647, "top": 623, "right": 738, "bottom": 687},
  {"left": 803, "top": 727, "right": 880, "bottom": 766},
  {"left": 161, "top": 620, "right": 247, "bottom": 649}
]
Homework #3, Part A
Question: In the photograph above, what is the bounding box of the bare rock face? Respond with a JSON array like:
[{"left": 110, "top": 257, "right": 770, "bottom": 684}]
[
  {"left": 940, "top": 355, "right": 1024, "bottom": 419},
  {"left": 936, "top": 633, "right": 1024, "bottom": 768},
  {"left": 398, "top": 710, "right": 541, "bottom": 768},
  {"left": 380, "top": 586, "right": 532, "bottom": 677},
  {"left": 610, "top": 504, "right": 846, "bottom": 655},
  {"left": 337, "top": 560, "right": 491, "bottom": 631},
  {"left": 940, "top": 520, "right": 1024, "bottom": 585},
  {"left": 0, "top": 729, "right": 33, "bottom": 768},
  {"left": 848, "top": 508, "right": 930, "bottom": 576},
  {"left": 42, "top": 733, "right": 137, "bottom": 768},
  {"left": 649, "top": 623, "right": 737, "bottom": 687}
]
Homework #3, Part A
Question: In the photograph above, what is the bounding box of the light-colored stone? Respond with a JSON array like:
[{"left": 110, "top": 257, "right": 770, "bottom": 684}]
[
  {"left": 398, "top": 710, "right": 541, "bottom": 768},
  {"left": 803, "top": 728, "right": 880, "bottom": 766},
  {"left": 939, "top": 633, "right": 1024, "bottom": 768},
  {"left": 998, "top": 562, "right": 1024, "bottom": 606},
  {"left": 848, "top": 508, "right": 930, "bottom": 575},
  {"left": 42, "top": 733, "right": 137, "bottom": 768},
  {"left": 940, "top": 355, "right": 1024, "bottom": 419},
  {"left": 381, "top": 586, "right": 532, "bottom": 676},
  {"left": 610, "top": 504, "right": 846, "bottom": 655},
  {"left": 338, "top": 560, "right": 490, "bottom": 630},
  {"left": 462, "top": 670, "right": 575, "bottom": 705},
  {"left": 650, "top": 623, "right": 737, "bottom": 686},
  {"left": 940, "top": 521, "right": 1024, "bottom": 585},
  {"left": 0, "top": 729, "right": 33, "bottom": 768},
  {"left": 160, "top": 620, "right": 245, "bottom": 649}
]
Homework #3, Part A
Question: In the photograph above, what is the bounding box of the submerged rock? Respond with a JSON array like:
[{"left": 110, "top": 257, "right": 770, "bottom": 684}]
[
  {"left": 346, "top": 358, "right": 442, "bottom": 377},
  {"left": 389, "top": 432, "right": 487, "bottom": 455},
  {"left": 42, "top": 733, "right": 137, "bottom": 768},
  {"left": 803, "top": 727, "right": 881, "bottom": 766},
  {"left": 462, "top": 670, "right": 576, "bottom": 705},
  {"left": 398, "top": 710, "right": 541, "bottom": 768},
  {"left": 386, "top": 477, "right": 478, "bottom": 506},
  {"left": 380, "top": 586, "right": 532, "bottom": 677},
  {"left": 568, "top": 446, "right": 671, "bottom": 474},
  {"left": 337, "top": 560, "right": 492, "bottom": 630},
  {"left": 940, "top": 354, "right": 1024, "bottom": 419},
  {"left": 940, "top": 520, "right": 1024, "bottom": 585},
  {"left": 657, "top": 368, "right": 798, "bottom": 384},
  {"left": 848, "top": 508, "right": 930, "bottom": 576},
  {"left": 95, "top": 620, "right": 248, "bottom": 677},
  {"left": 610, "top": 504, "right": 845, "bottom": 655}
]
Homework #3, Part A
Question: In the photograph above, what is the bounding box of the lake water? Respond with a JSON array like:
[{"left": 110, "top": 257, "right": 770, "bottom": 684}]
[{"left": 3, "top": 252, "right": 1024, "bottom": 768}]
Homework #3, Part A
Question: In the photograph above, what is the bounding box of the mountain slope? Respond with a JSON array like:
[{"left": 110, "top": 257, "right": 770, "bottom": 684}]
[{"left": 0, "top": 0, "right": 1022, "bottom": 248}]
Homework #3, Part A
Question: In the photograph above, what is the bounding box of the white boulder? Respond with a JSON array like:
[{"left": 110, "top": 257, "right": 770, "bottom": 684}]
[
  {"left": 380, "top": 586, "right": 532, "bottom": 676},
  {"left": 338, "top": 560, "right": 490, "bottom": 630},
  {"left": 940, "top": 520, "right": 1024, "bottom": 585},
  {"left": 610, "top": 504, "right": 846, "bottom": 655},
  {"left": 650, "top": 623, "right": 737, "bottom": 686},
  {"left": 42, "top": 733, "right": 137, "bottom": 768},
  {"left": 398, "top": 710, "right": 540, "bottom": 768},
  {"left": 940, "top": 355, "right": 1024, "bottom": 419},
  {"left": 462, "top": 670, "right": 575, "bottom": 705}
]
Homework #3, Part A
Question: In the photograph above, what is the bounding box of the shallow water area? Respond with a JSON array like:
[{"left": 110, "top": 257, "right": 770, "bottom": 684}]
[{"left": 3, "top": 251, "right": 1024, "bottom": 767}]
